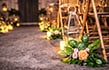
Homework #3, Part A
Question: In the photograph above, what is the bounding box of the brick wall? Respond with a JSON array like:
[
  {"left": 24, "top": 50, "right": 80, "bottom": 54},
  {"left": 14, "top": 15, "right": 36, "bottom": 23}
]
[
  {"left": 0, "top": 0, "right": 18, "bottom": 11},
  {"left": 39, "top": 0, "right": 57, "bottom": 10}
]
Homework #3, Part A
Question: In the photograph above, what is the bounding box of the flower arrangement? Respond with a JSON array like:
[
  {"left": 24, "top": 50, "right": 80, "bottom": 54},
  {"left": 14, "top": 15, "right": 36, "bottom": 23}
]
[
  {"left": 58, "top": 35, "right": 107, "bottom": 67},
  {"left": 47, "top": 27, "right": 62, "bottom": 40}
]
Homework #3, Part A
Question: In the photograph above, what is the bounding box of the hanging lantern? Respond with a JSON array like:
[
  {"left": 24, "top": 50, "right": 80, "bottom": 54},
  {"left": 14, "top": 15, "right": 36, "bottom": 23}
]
[{"left": 2, "top": 3, "right": 8, "bottom": 12}]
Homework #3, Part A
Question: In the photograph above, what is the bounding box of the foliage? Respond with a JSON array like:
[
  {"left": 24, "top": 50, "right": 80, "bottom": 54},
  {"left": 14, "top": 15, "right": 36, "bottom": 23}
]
[
  {"left": 0, "top": 8, "right": 20, "bottom": 33},
  {"left": 38, "top": 8, "right": 47, "bottom": 16},
  {"left": 38, "top": 21, "right": 50, "bottom": 32},
  {"left": 47, "top": 27, "right": 62, "bottom": 40},
  {"left": 8, "top": 8, "right": 20, "bottom": 16},
  {"left": 58, "top": 35, "right": 107, "bottom": 67}
]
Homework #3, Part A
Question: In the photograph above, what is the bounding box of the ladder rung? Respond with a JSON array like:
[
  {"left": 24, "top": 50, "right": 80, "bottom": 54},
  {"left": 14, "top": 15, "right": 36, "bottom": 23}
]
[
  {"left": 106, "top": 52, "right": 109, "bottom": 55},
  {"left": 89, "top": 12, "right": 109, "bottom": 16},
  {"left": 89, "top": 36, "right": 109, "bottom": 39},
  {"left": 105, "top": 45, "right": 109, "bottom": 48},
  {"left": 89, "top": 36, "right": 99, "bottom": 39},
  {"left": 62, "top": 17, "right": 68, "bottom": 19},
  {"left": 68, "top": 32, "right": 79, "bottom": 34},
  {"left": 104, "top": 37, "right": 109, "bottom": 40},
  {"left": 89, "top": 31, "right": 109, "bottom": 34}
]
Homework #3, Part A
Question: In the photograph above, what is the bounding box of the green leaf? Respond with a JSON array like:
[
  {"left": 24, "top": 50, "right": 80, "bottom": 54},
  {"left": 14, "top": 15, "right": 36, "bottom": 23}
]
[
  {"left": 61, "top": 58, "right": 71, "bottom": 64},
  {"left": 77, "top": 42, "right": 86, "bottom": 50},
  {"left": 70, "top": 59, "right": 79, "bottom": 64},
  {"left": 65, "top": 46, "right": 73, "bottom": 55},
  {"left": 84, "top": 43, "right": 88, "bottom": 47},
  {"left": 96, "top": 59, "right": 102, "bottom": 65},
  {"left": 68, "top": 39, "right": 77, "bottom": 48},
  {"left": 82, "top": 35, "right": 89, "bottom": 43},
  {"left": 87, "top": 62, "right": 94, "bottom": 67},
  {"left": 58, "top": 46, "right": 73, "bottom": 55},
  {"left": 88, "top": 39, "right": 100, "bottom": 51},
  {"left": 58, "top": 50, "right": 67, "bottom": 55}
]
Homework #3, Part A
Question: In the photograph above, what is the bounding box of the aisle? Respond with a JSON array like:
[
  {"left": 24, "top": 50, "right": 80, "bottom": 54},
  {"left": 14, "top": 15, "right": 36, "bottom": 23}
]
[{"left": 0, "top": 26, "right": 109, "bottom": 70}]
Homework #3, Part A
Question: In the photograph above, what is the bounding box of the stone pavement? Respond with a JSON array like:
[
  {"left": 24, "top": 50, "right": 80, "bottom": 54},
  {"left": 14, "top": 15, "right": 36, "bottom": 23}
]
[{"left": 0, "top": 25, "right": 109, "bottom": 70}]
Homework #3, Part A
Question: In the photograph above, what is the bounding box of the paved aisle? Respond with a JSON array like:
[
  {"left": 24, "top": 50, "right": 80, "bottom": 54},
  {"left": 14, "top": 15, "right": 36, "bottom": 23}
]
[{"left": 0, "top": 26, "right": 109, "bottom": 70}]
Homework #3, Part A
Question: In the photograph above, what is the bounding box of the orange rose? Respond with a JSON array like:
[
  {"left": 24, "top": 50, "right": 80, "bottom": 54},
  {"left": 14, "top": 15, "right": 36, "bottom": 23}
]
[{"left": 78, "top": 50, "right": 89, "bottom": 60}]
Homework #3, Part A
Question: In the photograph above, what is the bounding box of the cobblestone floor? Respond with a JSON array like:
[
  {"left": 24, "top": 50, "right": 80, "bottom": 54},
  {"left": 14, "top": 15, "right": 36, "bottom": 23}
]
[{"left": 0, "top": 25, "right": 109, "bottom": 70}]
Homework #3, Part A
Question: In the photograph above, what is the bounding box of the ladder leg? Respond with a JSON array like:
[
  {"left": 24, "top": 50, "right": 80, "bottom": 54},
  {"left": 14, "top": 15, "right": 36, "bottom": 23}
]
[{"left": 91, "top": 0, "right": 107, "bottom": 61}]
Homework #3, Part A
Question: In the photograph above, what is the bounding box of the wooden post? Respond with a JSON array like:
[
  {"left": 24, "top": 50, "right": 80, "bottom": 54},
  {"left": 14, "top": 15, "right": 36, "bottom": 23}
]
[
  {"left": 86, "top": 22, "right": 89, "bottom": 35},
  {"left": 59, "top": 0, "right": 65, "bottom": 40},
  {"left": 91, "top": 0, "right": 107, "bottom": 61},
  {"left": 57, "top": 0, "right": 60, "bottom": 28},
  {"left": 79, "top": 0, "right": 90, "bottom": 39}
]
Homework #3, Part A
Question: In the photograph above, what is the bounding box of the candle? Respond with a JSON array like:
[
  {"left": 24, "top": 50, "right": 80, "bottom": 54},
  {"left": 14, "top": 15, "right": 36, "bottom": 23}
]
[
  {"left": 60, "top": 40, "right": 66, "bottom": 50},
  {"left": 47, "top": 32, "right": 52, "bottom": 37}
]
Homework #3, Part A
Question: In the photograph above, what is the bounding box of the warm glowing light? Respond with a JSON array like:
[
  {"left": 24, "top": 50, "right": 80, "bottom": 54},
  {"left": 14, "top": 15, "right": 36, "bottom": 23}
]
[
  {"left": 48, "top": 3, "right": 54, "bottom": 12},
  {"left": 2, "top": 3, "right": 8, "bottom": 12},
  {"left": 2, "top": 7, "right": 8, "bottom": 12},
  {"left": 60, "top": 40, "right": 66, "bottom": 50},
  {"left": 46, "top": 32, "right": 52, "bottom": 40},
  {"left": 8, "top": 25, "right": 13, "bottom": 30},
  {"left": 47, "top": 32, "right": 52, "bottom": 37},
  {"left": 16, "top": 23, "right": 20, "bottom": 27},
  {"left": 1, "top": 26, "right": 9, "bottom": 33},
  {"left": 40, "top": 17, "right": 44, "bottom": 21},
  {"left": 4, "top": 28, "right": 8, "bottom": 33},
  {"left": 39, "top": 25, "right": 44, "bottom": 31},
  {"left": 64, "top": 25, "right": 68, "bottom": 29},
  {"left": 49, "top": 7, "right": 53, "bottom": 12},
  {"left": 14, "top": 17, "right": 18, "bottom": 21},
  {"left": 10, "top": 22, "right": 13, "bottom": 24},
  {"left": 0, "top": 26, "right": 4, "bottom": 30}
]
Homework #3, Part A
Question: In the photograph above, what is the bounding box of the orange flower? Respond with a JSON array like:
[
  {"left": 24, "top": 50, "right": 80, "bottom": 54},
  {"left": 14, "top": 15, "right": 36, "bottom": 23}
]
[{"left": 78, "top": 50, "right": 89, "bottom": 60}]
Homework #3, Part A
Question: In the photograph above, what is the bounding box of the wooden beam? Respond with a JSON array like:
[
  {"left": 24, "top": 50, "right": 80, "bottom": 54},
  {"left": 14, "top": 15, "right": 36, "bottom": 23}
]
[
  {"left": 59, "top": 0, "right": 65, "bottom": 40},
  {"left": 79, "top": 0, "right": 90, "bottom": 39}
]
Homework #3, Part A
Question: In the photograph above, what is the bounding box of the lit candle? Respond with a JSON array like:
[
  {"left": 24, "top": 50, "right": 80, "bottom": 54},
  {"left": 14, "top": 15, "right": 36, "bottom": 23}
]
[
  {"left": 47, "top": 32, "right": 52, "bottom": 37},
  {"left": 60, "top": 40, "right": 66, "bottom": 50}
]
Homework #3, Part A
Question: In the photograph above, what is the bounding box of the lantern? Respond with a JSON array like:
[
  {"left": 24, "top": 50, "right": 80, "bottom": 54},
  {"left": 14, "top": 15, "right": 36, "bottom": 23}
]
[{"left": 2, "top": 3, "right": 8, "bottom": 12}]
